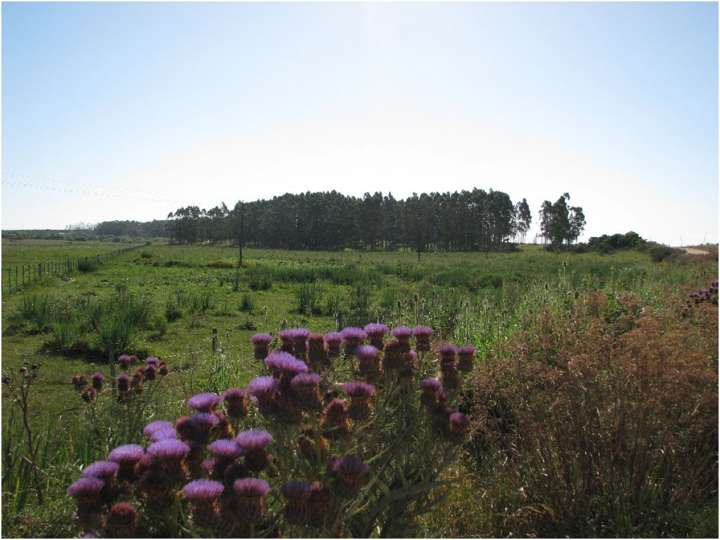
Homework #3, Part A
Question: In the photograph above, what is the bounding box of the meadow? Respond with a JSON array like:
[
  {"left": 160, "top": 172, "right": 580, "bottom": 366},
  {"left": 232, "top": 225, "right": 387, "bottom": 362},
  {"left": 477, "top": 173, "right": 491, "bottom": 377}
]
[{"left": 1, "top": 239, "right": 717, "bottom": 537}]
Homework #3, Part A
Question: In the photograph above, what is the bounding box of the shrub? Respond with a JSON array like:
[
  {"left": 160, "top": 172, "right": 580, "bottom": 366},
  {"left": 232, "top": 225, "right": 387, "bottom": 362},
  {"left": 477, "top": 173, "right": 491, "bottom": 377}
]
[
  {"left": 296, "top": 282, "right": 324, "bottom": 315},
  {"left": 78, "top": 258, "right": 100, "bottom": 273},
  {"left": 165, "top": 298, "right": 183, "bottom": 322},
  {"left": 240, "top": 293, "right": 255, "bottom": 314},
  {"left": 150, "top": 314, "right": 168, "bottom": 337},
  {"left": 468, "top": 292, "right": 718, "bottom": 537},
  {"left": 140, "top": 251, "right": 152, "bottom": 259},
  {"left": 248, "top": 268, "right": 273, "bottom": 291},
  {"left": 65, "top": 325, "right": 475, "bottom": 538},
  {"left": 15, "top": 294, "right": 53, "bottom": 332},
  {"left": 346, "top": 281, "right": 372, "bottom": 327},
  {"left": 648, "top": 243, "right": 682, "bottom": 262}
]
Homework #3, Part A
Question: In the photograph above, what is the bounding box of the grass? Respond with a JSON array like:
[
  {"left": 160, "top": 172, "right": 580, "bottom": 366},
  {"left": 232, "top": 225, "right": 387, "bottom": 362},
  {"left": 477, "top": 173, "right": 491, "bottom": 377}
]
[
  {"left": 1, "top": 238, "right": 716, "bottom": 537},
  {"left": 2, "top": 238, "right": 136, "bottom": 268}
]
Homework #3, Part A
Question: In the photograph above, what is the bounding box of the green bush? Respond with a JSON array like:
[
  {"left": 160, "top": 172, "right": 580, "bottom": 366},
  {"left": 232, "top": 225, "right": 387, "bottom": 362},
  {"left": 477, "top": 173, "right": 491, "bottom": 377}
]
[
  {"left": 165, "top": 298, "right": 183, "bottom": 321},
  {"left": 150, "top": 313, "right": 168, "bottom": 337},
  {"left": 240, "top": 293, "right": 255, "bottom": 313},
  {"left": 648, "top": 243, "right": 681, "bottom": 262},
  {"left": 296, "top": 282, "right": 324, "bottom": 315},
  {"left": 77, "top": 258, "right": 100, "bottom": 273},
  {"left": 15, "top": 294, "right": 53, "bottom": 332}
]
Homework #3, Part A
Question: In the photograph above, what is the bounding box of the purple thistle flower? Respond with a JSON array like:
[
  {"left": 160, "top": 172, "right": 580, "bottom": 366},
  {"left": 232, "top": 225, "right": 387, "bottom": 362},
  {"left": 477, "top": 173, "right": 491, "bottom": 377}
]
[
  {"left": 290, "top": 372, "right": 322, "bottom": 390},
  {"left": 90, "top": 372, "right": 104, "bottom": 390},
  {"left": 182, "top": 479, "right": 224, "bottom": 502},
  {"left": 413, "top": 326, "right": 433, "bottom": 338},
  {"left": 116, "top": 373, "right": 130, "bottom": 393},
  {"left": 356, "top": 345, "right": 380, "bottom": 360},
  {"left": 342, "top": 381, "right": 376, "bottom": 399},
  {"left": 246, "top": 376, "right": 278, "bottom": 398},
  {"left": 391, "top": 326, "right": 413, "bottom": 339},
  {"left": 236, "top": 430, "right": 273, "bottom": 472},
  {"left": 187, "top": 392, "right": 221, "bottom": 412},
  {"left": 81, "top": 461, "right": 119, "bottom": 480},
  {"left": 235, "top": 430, "right": 273, "bottom": 450},
  {"left": 117, "top": 354, "right": 132, "bottom": 369},
  {"left": 449, "top": 411, "right": 470, "bottom": 430},
  {"left": 190, "top": 412, "right": 220, "bottom": 432},
  {"left": 341, "top": 327, "right": 367, "bottom": 341},
  {"left": 149, "top": 428, "right": 177, "bottom": 442},
  {"left": 421, "top": 378, "right": 442, "bottom": 393},
  {"left": 223, "top": 387, "right": 248, "bottom": 418},
  {"left": 341, "top": 327, "right": 367, "bottom": 353},
  {"left": 356, "top": 345, "right": 382, "bottom": 378},
  {"left": 364, "top": 323, "right": 388, "bottom": 337},
  {"left": 330, "top": 455, "right": 369, "bottom": 497},
  {"left": 108, "top": 444, "right": 144, "bottom": 466},
  {"left": 458, "top": 345, "right": 475, "bottom": 372},
  {"left": 413, "top": 326, "right": 433, "bottom": 352},
  {"left": 265, "top": 351, "right": 308, "bottom": 376},
  {"left": 201, "top": 458, "right": 216, "bottom": 475},
  {"left": 251, "top": 333, "right": 273, "bottom": 346},
  {"left": 439, "top": 343, "right": 458, "bottom": 357},
  {"left": 145, "top": 356, "right": 161, "bottom": 368},
  {"left": 364, "top": 323, "right": 388, "bottom": 348},
  {"left": 208, "top": 439, "right": 243, "bottom": 460},
  {"left": 278, "top": 328, "right": 295, "bottom": 340},
  {"left": 143, "top": 420, "right": 174, "bottom": 438},
  {"left": 234, "top": 478, "right": 271, "bottom": 497},
  {"left": 67, "top": 477, "right": 104, "bottom": 499},
  {"left": 392, "top": 326, "right": 413, "bottom": 352},
  {"left": 324, "top": 332, "right": 342, "bottom": 346},
  {"left": 147, "top": 439, "right": 190, "bottom": 461}
]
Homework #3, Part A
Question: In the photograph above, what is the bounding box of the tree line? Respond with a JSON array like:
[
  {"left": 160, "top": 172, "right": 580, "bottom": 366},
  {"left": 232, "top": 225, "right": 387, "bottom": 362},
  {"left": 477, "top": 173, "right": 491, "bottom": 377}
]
[{"left": 94, "top": 189, "right": 586, "bottom": 253}]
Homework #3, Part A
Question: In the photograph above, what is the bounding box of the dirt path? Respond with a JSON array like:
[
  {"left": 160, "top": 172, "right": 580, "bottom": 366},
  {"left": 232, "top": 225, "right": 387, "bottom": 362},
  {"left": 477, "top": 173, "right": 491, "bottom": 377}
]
[{"left": 682, "top": 247, "right": 712, "bottom": 256}]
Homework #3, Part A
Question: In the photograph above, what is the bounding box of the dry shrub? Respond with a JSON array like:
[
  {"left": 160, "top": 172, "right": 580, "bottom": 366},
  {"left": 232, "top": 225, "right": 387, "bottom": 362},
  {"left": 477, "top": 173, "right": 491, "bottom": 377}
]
[{"left": 470, "top": 291, "right": 718, "bottom": 537}]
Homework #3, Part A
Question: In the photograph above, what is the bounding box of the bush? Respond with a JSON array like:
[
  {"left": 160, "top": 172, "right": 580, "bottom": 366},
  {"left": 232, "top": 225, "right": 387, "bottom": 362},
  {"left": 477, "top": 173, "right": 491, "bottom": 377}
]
[
  {"left": 648, "top": 243, "right": 682, "bottom": 262},
  {"left": 468, "top": 292, "right": 718, "bottom": 537},
  {"left": 240, "top": 293, "right": 255, "bottom": 314},
  {"left": 165, "top": 298, "right": 183, "bottom": 321},
  {"left": 65, "top": 325, "right": 473, "bottom": 538},
  {"left": 140, "top": 251, "right": 153, "bottom": 259},
  {"left": 78, "top": 258, "right": 100, "bottom": 273},
  {"left": 150, "top": 313, "right": 168, "bottom": 337},
  {"left": 296, "top": 282, "right": 324, "bottom": 315},
  {"left": 15, "top": 293, "right": 53, "bottom": 332},
  {"left": 248, "top": 268, "right": 273, "bottom": 291}
]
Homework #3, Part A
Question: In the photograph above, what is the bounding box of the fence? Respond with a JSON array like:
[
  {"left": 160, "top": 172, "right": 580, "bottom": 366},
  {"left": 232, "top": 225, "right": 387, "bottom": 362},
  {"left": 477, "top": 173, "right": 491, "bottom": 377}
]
[{"left": 2, "top": 242, "right": 149, "bottom": 295}]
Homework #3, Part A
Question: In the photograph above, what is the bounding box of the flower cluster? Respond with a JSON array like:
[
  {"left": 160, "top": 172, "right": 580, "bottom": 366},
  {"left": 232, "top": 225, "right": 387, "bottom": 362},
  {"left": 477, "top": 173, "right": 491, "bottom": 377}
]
[
  {"left": 67, "top": 325, "right": 475, "bottom": 537},
  {"left": 686, "top": 280, "right": 718, "bottom": 307},
  {"left": 71, "top": 354, "right": 169, "bottom": 404}
]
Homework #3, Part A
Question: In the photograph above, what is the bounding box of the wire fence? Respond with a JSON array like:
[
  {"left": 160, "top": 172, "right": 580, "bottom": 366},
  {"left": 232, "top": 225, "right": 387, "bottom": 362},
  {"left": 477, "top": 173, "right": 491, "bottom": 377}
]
[{"left": 2, "top": 242, "right": 150, "bottom": 295}]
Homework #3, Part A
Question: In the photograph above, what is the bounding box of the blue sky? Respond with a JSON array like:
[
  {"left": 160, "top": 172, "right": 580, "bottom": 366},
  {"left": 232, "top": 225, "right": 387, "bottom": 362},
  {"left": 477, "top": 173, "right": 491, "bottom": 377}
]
[{"left": 2, "top": 2, "right": 717, "bottom": 245}]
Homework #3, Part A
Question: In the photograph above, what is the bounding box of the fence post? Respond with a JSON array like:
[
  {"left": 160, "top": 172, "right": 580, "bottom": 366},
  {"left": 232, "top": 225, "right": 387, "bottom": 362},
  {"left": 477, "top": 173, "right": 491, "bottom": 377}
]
[{"left": 212, "top": 328, "right": 218, "bottom": 354}]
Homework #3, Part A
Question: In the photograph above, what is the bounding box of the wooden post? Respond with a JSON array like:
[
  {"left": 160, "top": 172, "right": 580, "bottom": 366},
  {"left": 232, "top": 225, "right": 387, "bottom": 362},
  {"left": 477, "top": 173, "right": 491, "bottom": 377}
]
[{"left": 212, "top": 328, "right": 218, "bottom": 354}]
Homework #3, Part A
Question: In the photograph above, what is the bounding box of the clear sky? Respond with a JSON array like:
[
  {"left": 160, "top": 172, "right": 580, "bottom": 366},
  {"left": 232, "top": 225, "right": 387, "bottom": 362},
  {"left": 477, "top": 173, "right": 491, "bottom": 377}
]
[{"left": 2, "top": 2, "right": 717, "bottom": 245}]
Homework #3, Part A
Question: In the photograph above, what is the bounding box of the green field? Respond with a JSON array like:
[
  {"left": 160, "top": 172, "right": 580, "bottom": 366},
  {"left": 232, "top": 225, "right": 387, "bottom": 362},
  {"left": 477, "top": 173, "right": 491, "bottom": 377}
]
[{"left": 1, "top": 239, "right": 717, "bottom": 537}]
